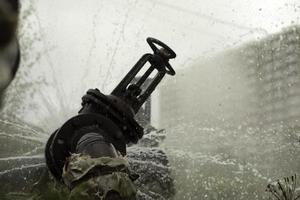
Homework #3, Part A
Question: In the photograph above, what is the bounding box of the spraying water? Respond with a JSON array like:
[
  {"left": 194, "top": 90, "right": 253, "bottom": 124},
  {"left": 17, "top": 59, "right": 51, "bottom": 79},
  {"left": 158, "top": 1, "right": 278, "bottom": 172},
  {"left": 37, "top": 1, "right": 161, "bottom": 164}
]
[{"left": 1, "top": 0, "right": 300, "bottom": 199}]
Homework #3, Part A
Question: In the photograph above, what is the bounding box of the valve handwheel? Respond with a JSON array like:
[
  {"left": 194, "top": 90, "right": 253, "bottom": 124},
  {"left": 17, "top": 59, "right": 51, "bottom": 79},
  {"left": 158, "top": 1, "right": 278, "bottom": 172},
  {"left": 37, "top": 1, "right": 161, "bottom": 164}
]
[{"left": 147, "top": 37, "right": 176, "bottom": 76}]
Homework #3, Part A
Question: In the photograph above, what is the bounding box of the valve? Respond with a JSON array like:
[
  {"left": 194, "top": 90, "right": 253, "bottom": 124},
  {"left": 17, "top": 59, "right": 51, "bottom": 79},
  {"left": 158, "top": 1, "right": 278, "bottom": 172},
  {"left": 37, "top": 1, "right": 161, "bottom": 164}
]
[{"left": 45, "top": 37, "right": 176, "bottom": 181}]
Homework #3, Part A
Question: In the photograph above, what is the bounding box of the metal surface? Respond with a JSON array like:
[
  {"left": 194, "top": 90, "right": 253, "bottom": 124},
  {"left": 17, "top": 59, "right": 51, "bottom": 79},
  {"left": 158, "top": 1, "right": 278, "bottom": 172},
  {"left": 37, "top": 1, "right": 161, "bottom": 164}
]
[{"left": 112, "top": 37, "right": 176, "bottom": 113}]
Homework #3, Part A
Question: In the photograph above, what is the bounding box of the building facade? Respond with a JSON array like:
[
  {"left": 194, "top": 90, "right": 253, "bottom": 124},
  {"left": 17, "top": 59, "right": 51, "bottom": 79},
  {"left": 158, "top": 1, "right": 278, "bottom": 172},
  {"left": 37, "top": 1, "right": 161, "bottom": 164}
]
[{"left": 158, "top": 26, "right": 300, "bottom": 129}]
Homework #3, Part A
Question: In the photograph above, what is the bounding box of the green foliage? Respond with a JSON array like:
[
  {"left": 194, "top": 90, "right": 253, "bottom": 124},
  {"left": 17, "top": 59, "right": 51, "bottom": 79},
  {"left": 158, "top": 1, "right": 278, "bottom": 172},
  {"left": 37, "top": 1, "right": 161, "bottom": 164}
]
[{"left": 267, "top": 175, "right": 300, "bottom": 200}]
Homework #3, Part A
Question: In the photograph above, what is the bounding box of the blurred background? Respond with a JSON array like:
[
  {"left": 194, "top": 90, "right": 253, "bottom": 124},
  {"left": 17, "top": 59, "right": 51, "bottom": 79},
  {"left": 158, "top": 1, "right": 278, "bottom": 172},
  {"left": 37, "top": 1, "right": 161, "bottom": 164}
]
[{"left": 1, "top": 0, "right": 300, "bottom": 199}]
